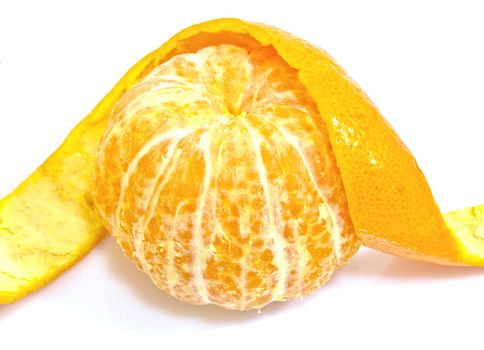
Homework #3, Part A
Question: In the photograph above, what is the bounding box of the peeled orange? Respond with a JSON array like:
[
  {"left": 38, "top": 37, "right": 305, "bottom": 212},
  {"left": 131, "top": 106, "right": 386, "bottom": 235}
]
[
  {"left": 93, "top": 44, "right": 359, "bottom": 309},
  {"left": 1, "top": 18, "right": 483, "bottom": 309}
]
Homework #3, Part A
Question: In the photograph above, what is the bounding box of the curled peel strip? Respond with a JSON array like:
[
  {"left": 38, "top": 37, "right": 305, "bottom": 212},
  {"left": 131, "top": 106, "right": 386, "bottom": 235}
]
[{"left": 1, "top": 18, "right": 483, "bottom": 304}]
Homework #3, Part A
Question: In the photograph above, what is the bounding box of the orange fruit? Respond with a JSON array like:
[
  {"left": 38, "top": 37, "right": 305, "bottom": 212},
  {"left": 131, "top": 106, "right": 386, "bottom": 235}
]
[
  {"left": 1, "top": 18, "right": 483, "bottom": 307},
  {"left": 93, "top": 44, "right": 359, "bottom": 309}
]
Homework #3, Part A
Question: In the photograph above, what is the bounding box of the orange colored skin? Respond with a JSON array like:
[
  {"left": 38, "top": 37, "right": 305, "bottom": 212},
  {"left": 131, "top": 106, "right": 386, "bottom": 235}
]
[{"left": 2, "top": 17, "right": 481, "bottom": 306}]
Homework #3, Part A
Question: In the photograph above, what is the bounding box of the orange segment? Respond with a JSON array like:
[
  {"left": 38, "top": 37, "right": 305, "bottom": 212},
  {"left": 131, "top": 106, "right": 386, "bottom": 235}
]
[{"left": 93, "top": 44, "right": 359, "bottom": 310}]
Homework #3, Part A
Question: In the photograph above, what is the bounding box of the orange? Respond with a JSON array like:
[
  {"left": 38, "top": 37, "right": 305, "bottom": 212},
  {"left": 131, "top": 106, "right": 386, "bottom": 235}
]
[
  {"left": 1, "top": 18, "right": 483, "bottom": 307},
  {"left": 93, "top": 44, "right": 359, "bottom": 309}
]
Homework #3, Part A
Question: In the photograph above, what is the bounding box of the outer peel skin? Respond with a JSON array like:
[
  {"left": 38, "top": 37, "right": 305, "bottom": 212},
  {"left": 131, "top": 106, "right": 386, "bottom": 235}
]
[{"left": 1, "top": 18, "right": 483, "bottom": 304}]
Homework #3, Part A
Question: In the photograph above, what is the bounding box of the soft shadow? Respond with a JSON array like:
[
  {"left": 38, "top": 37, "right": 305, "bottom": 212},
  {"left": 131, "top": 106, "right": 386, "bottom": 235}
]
[
  {"left": 104, "top": 237, "right": 296, "bottom": 323},
  {"left": 0, "top": 298, "right": 28, "bottom": 317},
  {"left": 340, "top": 248, "right": 484, "bottom": 281}
]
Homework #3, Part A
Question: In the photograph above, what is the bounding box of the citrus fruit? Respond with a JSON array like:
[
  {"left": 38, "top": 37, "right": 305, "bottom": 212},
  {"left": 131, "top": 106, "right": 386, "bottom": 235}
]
[
  {"left": 1, "top": 18, "right": 483, "bottom": 308},
  {"left": 93, "top": 44, "right": 359, "bottom": 309}
]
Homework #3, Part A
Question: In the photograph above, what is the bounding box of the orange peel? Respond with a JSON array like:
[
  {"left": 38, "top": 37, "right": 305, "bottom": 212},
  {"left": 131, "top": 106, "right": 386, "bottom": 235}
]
[{"left": 1, "top": 18, "right": 483, "bottom": 306}]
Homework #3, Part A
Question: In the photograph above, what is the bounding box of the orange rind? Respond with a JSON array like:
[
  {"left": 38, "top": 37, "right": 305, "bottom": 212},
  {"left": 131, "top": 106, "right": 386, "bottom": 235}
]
[{"left": 1, "top": 18, "right": 483, "bottom": 308}]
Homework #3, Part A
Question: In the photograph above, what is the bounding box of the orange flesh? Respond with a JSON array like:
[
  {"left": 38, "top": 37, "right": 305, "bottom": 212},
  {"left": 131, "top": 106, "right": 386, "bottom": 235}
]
[{"left": 94, "top": 43, "right": 359, "bottom": 310}]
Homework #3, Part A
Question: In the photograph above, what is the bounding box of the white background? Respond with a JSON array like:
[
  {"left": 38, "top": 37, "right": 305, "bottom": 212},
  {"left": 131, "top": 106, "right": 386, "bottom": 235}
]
[{"left": 1, "top": 0, "right": 484, "bottom": 348}]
